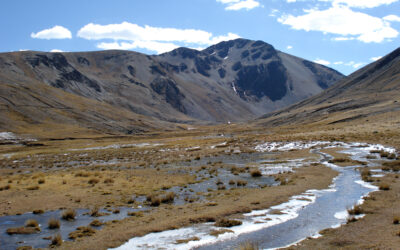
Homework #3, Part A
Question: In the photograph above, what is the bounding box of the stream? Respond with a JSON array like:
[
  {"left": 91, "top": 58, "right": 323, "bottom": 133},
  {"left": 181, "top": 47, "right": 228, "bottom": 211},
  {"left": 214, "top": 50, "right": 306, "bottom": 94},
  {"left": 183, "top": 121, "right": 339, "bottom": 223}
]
[{"left": 113, "top": 142, "right": 396, "bottom": 250}]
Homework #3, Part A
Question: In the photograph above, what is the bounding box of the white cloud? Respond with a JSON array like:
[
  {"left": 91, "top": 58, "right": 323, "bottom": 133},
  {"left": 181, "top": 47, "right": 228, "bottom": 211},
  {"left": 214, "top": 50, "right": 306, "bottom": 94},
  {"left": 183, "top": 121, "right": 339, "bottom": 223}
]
[
  {"left": 328, "top": 0, "right": 399, "bottom": 9},
  {"left": 314, "top": 58, "right": 331, "bottom": 65},
  {"left": 384, "top": 14, "right": 400, "bottom": 22},
  {"left": 287, "top": 45, "right": 293, "bottom": 49},
  {"left": 334, "top": 61, "right": 343, "bottom": 65},
  {"left": 332, "top": 36, "right": 355, "bottom": 41},
  {"left": 50, "top": 49, "right": 64, "bottom": 52},
  {"left": 31, "top": 25, "right": 72, "bottom": 39},
  {"left": 287, "top": 0, "right": 297, "bottom": 2},
  {"left": 370, "top": 56, "right": 382, "bottom": 61},
  {"left": 97, "top": 41, "right": 180, "bottom": 54},
  {"left": 217, "top": 0, "right": 260, "bottom": 11},
  {"left": 78, "top": 22, "right": 240, "bottom": 54},
  {"left": 278, "top": 5, "right": 399, "bottom": 43},
  {"left": 269, "top": 9, "right": 279, "bottom": 17},
  {"left": 352, "top": 62, "right": 365, "bottom": 68}
]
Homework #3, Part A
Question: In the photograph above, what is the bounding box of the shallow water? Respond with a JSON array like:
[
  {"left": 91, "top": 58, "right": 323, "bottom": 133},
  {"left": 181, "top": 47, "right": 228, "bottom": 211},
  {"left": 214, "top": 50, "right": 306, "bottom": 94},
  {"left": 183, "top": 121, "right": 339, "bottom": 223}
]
[
  {"left": 113, "top": 142, "right": 394, "bottom": 250},
  {"left": 0, "top": 207, "right": 146, "bottom": 249}
]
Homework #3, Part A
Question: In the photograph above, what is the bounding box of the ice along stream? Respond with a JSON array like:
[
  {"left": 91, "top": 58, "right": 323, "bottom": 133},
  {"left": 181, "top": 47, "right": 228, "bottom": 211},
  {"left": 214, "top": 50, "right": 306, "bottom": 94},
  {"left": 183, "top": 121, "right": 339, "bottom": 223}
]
[{"left": 113, "top": 141, "right": 396, "bottom": 250}]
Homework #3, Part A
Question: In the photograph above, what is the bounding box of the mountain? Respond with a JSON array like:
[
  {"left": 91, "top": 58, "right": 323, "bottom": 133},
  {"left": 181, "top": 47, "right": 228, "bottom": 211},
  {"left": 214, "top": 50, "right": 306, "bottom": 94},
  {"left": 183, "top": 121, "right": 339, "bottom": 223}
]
[
  {"left": 257, "top": 47, "right": 400, "bottom": 127},
  {"left": 0, "top": 38, "right": 343, "bottom": 136}
]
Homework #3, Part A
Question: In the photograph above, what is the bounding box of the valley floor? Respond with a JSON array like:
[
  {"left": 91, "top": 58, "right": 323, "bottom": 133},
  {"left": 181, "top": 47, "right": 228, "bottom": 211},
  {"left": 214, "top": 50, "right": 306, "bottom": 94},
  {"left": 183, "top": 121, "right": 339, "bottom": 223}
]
[{"left": 0, "top": 118, "right": 400, "bottom": 249}]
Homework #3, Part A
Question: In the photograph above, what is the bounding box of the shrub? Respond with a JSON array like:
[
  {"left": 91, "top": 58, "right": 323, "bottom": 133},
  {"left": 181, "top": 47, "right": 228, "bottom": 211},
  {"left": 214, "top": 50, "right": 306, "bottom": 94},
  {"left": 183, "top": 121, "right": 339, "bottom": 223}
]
[
  {"left": 48, "top": 218, "right": 60, "bottom": 229},
  {"left": 229, "top": 179, "right": 236, "bottom": 185},
  {"left": 113, "top": 209, "right": 120, "bottom": 214},
  {"left": 38, "top": 178, "right": 45, "bottom": 184},
  {"left": 62, "top": 209, "right": 76, "bottom": 221},
  {"left": 215, "top": 218, "right": 242, "bottom": 227},
  {"left": 393, "top": 217, "right": 400, "bottom": 224},
  {"left": 250, "top": 169, "right": 262, "bottom": 177},
  {"left": 49, "top": 233, "right": 62, "bottom": 247}
]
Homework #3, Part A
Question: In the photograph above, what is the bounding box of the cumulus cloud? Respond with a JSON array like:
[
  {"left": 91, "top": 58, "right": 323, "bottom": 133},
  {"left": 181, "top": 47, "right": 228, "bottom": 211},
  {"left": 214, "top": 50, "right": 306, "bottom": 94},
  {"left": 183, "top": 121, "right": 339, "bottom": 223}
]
[
  {"left": 31, "top": 25, "right": 72, "bottom": 39},
  {"left": 328, "top": 0, "right": 399, "bottom": 9},
  {"left": 334, "top": 61, "right": 344, "bottom": 65},
  {"left": 50, "top": 49, "right": 64, "bottom": 52},
  {"left": 370, "top": 56, "right": 383, "bottom": 61},
  {"left": 77, "top": 22, "right": 240, "bottom": 54},
  {"left": 278, "top": 5, "right": 399, "bottom": 43},
  {"left": 384, "top": 14, "right": 400, "bottom": 22},
  {"left": 217, "top": 0, "right": 260, "bottom": 11},
  {"left": 314, "top": 58, "right": 331, "bottom": 65},
  {"left": 287, "top": 45, "right": 293, "bottom": 49},
  {"left": 352, "top": 62, "right": 365, "bottom": 68},
  {"left": 97, "top": 41, "right": 180, "bottom": 54}
]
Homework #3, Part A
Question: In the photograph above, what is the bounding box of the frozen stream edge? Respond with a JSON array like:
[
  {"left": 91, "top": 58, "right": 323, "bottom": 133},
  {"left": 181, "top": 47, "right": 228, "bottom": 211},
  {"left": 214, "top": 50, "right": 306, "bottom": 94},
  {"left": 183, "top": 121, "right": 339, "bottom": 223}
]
[{"left": 111, "top": 142, "right": 395, "bottom": 250}]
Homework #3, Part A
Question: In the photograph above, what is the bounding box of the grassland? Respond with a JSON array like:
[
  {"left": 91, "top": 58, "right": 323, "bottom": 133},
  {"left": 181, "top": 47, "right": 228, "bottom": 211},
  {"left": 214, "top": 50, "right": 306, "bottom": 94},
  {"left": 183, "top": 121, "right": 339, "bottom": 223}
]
[{"left": 1, "top": 110, "right": 400, "bottom": 249}]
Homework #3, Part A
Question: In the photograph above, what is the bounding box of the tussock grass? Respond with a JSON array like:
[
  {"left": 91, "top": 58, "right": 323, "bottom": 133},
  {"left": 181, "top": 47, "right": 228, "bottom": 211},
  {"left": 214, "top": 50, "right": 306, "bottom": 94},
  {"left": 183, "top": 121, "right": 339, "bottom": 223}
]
[
  {"left": 379, "top": 183, "right": 390, "bottom": 190},
  {"left": 68, "top": 226, "right": 96, "bottom": 239},
  {"left": 161, "top": 192, "right": 175, "bottom": 204},
  {"left": 62, "top": 208, "right": 76, "bottom": 221},
  {"left": 250, "top": 169, "right": 262, "bottom": 177},
  {"left": 26, "top": 185, "right": 39, "bottom": 190},
  {"left": 25, "top": 219, "right": 39, "bottom": 228},
  {"left": 6, "top": 226, "right": 40, "bottom": 235},
  {"left": 32, "top": 209, "right": 44, "bottom": 214},
  {"left": 48, "top": 218, "right": 60, "bottom": 229},
  {"left": 236, "top": 241, "right": 259, "bottom": 250},
  {"left": 175, "top": 236, "right": 200, "bottom": 244},
  {"left": 49, "top": 233, "right": 62, "bottom": 247},
  {"left": 90, "top": 219, "right": 103, "bottom": 227},
  {"left": 127, "top": 211, "right": 143, "bottom": 217},
  {"left": 0, "top": 184, "right": 11, "bottom": 191},
  {"left": 210, "top": 229, "right": 233, "bottom": 237},
  {"left": 348, "top": 205, "right": 363, "bottom": 215},
  {"left": 215, "top": 218, "right": 242, "bottom": 227},
  {"left": 88, "top": 178, "right": 99, "bottom": 185}
]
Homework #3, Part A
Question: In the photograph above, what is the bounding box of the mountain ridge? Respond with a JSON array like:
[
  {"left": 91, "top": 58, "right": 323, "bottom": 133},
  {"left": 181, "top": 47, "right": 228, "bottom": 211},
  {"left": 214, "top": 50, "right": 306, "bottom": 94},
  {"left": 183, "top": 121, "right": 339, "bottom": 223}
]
[{"left": 0, "top": 38, "right": 343, "bottom": 136}]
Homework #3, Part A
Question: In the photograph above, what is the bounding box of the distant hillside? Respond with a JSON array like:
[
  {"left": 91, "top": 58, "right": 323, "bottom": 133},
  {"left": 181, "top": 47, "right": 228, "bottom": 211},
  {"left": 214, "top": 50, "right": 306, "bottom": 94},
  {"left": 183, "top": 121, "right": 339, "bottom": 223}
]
[
  {"left": 257, "top": 47, "right": 400, "bottom": 127},
  {"left": 0, "top": 38, "right": 343, "bottom": 136}
]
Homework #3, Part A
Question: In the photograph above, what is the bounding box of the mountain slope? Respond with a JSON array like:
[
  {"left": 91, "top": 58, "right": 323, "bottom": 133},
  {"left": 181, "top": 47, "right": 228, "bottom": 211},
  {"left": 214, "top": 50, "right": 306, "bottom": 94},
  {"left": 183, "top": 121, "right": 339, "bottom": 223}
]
[
  {"left": 257, "top": 47, "right": 400, "bottom": 127},
  {"left": 0, "top": 38, "right": 343, "bottom": 135}
]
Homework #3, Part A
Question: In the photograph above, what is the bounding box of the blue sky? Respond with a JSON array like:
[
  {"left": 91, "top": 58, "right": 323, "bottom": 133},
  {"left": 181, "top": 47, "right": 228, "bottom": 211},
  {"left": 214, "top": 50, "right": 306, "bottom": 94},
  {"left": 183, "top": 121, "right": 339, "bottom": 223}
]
[{"left": 1, "top": 0, "right": 400, "bottom": 75}]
